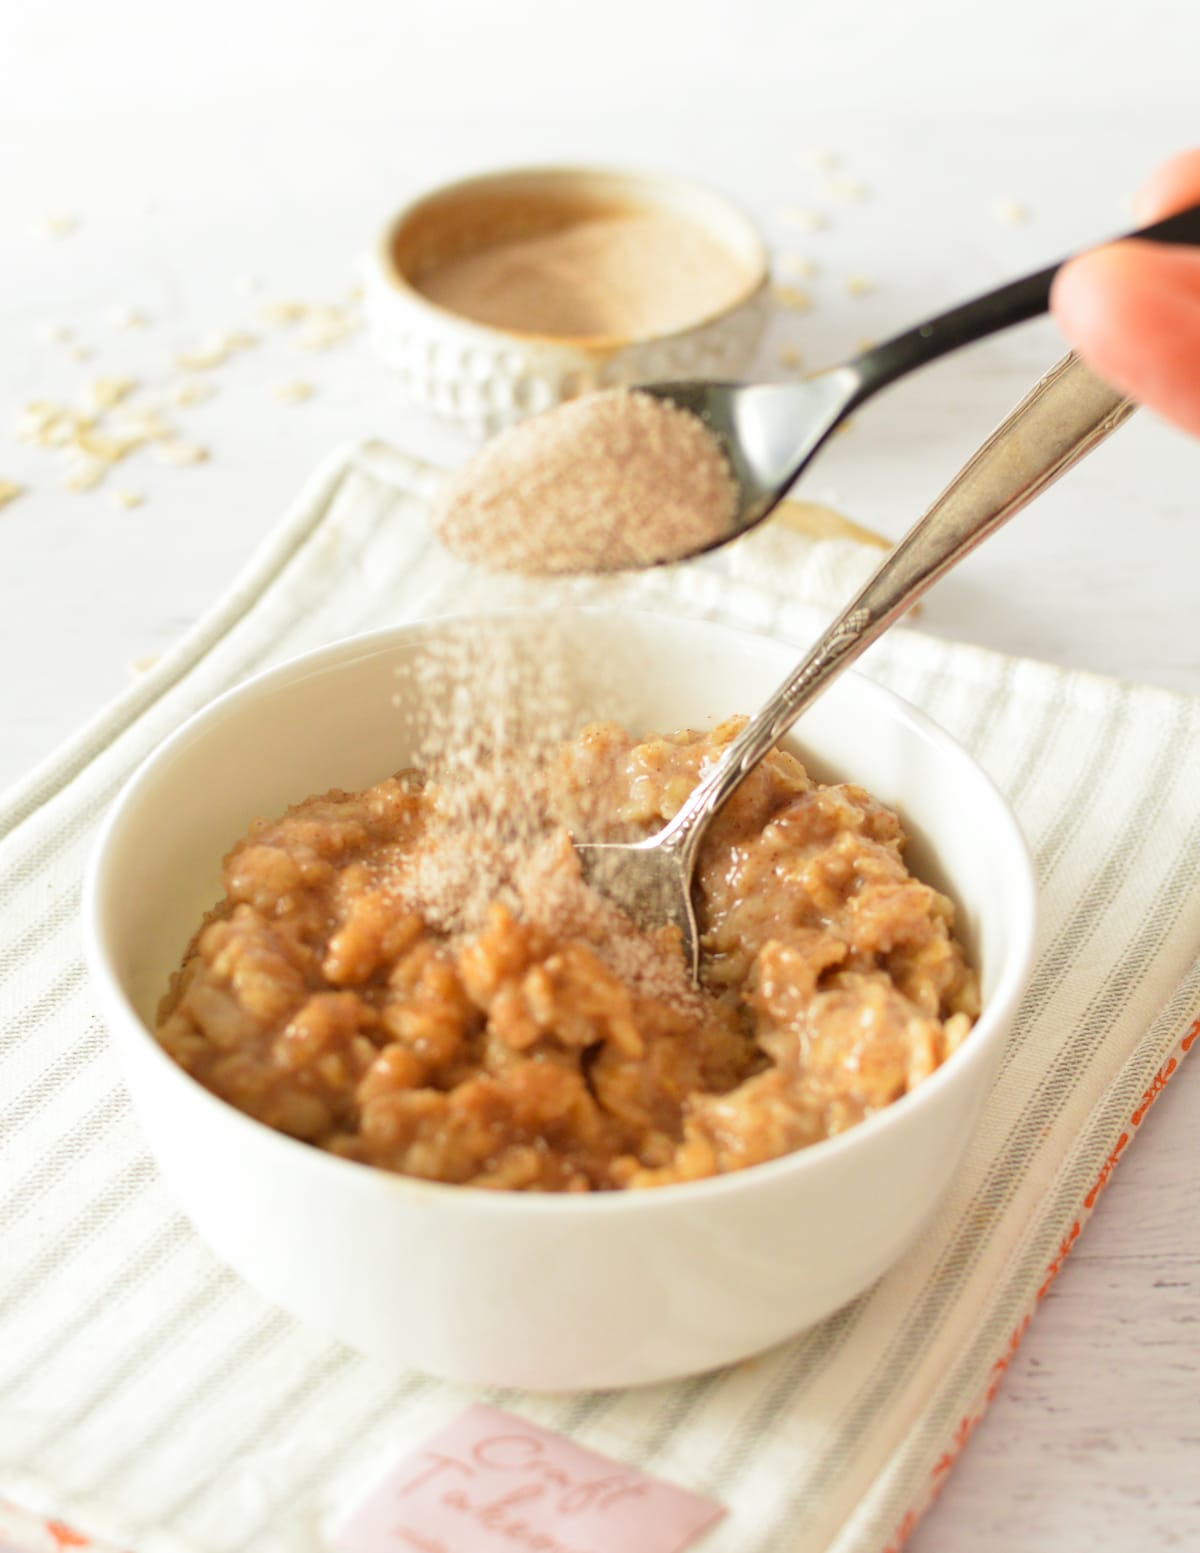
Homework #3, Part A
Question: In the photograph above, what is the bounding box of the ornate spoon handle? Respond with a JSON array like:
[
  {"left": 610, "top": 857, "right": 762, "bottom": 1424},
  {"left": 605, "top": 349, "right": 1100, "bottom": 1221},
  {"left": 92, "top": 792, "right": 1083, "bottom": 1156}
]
[{"left": 663, "top": 352, "right": 1135, "bottom": 858}]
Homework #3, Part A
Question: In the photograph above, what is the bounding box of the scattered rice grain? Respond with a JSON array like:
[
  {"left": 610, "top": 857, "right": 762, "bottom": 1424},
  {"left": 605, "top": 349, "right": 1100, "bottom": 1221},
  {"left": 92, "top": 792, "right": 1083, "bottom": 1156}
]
[
  {"left": 110, "top": 409, "right": 171, "bottom": 444},
  {"left": 260, "top": 299, "right": 308, "bottom": 325},
  {"left": 154, "top": 440, "right": 208, "bottom": 467},
  {"left": 106, "top": 306, "right": 147, "bottom": 330},
  {"left": 215, "top": 328, "right": 257, "bottom": 352},
  {"left": 178, "top": 330, "right": 255, "bottom": 369},
  {"left": 270, "top": 379, "right": 315, "bottom": 403},
  {"left": 83, "top": 376, "right": 136, "bottom": 413},
  {"left": 64, "top": 462, "right": 105, "bottom": 492},
  {"left": 772, "top": 284, "right": 812, "bottom": 313},
  {"left": 74, "top": 429, "right": 140, "bottom": 463},
  {"left": 295, "top": 307, "right": 358, "bottom": 350},
  {"left": 778, "top": 207, "right": 827, "bottom": 232},
  {"left": 13, "top": 402, "right": 65, "bottom": 443},
  {"left": 824, "top": 177, "right": 868, "bottom": 202},
  {"left": 169, "top": 379, "right": 215, "bottom": 407}
]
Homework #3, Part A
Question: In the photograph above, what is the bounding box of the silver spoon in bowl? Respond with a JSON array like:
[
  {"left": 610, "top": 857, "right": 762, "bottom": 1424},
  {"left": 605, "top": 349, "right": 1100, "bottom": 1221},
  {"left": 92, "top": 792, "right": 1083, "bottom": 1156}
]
[{"left": 575, "top": 351, "right": 1135, "bottom": 981}]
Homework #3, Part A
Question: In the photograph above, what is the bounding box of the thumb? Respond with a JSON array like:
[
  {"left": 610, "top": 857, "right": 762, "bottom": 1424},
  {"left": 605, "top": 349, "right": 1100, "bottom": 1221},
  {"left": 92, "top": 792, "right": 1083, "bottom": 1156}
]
[{"left": 1051, "top": 239, "right": 1200, "bottom": 437}]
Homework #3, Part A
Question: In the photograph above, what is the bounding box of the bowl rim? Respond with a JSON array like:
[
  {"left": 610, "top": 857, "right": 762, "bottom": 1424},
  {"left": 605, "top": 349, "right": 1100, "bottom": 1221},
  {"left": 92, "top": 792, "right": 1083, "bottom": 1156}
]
[
  {"left": 370, "top": 162, "right": 771, "bottom": 353},
  {"left": 83, "top": 608, "right": 1038, "bottom": 1218}
]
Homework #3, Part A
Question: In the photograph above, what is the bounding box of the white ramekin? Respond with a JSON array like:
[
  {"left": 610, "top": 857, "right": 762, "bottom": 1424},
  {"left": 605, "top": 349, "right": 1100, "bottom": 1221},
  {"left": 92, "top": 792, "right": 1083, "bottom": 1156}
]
[
  {"left": 364, "top": 166, "right": 770, "bottom": 436},
  {"left": 83, "top": 610, "right": 1036, "bottom": 1391}
]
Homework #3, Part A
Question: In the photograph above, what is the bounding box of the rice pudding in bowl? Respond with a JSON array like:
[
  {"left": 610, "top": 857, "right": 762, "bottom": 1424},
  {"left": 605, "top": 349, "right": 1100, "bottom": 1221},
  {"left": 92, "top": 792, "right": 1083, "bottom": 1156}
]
[
  {"left": 156, "top": 717, "right": 979, "bottom": 1192},
  {"left": 84, "top": 610, "right": 1035, "bottom": 1389}
]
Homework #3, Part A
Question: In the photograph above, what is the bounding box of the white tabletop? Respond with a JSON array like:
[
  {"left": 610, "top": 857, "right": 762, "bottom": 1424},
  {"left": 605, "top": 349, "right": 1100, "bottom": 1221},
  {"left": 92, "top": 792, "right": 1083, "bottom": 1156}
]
[{"left": 2, "top": 3, "right": 1198, "bottom": 1549}]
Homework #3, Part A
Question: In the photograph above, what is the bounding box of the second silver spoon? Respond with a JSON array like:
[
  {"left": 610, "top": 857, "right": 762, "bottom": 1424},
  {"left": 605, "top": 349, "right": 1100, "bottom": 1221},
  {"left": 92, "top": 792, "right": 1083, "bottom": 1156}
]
[{"left": 576, "top": 352, "right": 1134, "bottom": 980}]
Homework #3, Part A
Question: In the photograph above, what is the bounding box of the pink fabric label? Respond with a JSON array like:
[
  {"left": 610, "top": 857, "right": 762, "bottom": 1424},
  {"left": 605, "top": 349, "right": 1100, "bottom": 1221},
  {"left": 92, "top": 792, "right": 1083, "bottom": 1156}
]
[{"left": 335, "top": 1403, "right": 725, "bottom": 1553}]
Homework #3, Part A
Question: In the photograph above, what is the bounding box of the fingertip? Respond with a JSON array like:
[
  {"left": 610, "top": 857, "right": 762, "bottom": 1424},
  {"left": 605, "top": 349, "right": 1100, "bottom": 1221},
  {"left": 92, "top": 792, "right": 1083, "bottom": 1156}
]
[
  {"left": 1052, "top": 242, "right": 1200, "bottom": 436},
  {"left": 1134, "top": 147, "right": 1200, "bottom": 223},
  {"left": 1050, "top": 245, "right": 1137, "bottom": 348}
]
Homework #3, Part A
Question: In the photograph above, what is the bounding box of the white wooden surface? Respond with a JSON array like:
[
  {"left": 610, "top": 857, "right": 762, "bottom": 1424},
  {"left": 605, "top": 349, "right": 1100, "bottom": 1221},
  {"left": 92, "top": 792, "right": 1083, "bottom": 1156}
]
[{"left": 1, "top": 3, "right": 1197, "bottom": 1549}]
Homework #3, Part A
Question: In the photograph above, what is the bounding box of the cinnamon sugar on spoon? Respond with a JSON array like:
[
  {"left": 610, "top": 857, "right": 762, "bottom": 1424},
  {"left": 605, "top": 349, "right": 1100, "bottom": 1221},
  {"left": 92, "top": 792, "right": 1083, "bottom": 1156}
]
[{"left": 431, "top": 388, "right": 739, "bottom": 575}]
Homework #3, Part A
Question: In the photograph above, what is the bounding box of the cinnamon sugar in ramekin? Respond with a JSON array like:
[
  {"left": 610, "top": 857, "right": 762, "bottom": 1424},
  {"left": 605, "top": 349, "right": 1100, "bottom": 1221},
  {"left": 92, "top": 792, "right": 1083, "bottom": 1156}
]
[
  {"left": 365, "top": 167, "right": 769, "bottom": 435},
  {"left": 416, "top": 208, "right": 754, "bottom": 341}
]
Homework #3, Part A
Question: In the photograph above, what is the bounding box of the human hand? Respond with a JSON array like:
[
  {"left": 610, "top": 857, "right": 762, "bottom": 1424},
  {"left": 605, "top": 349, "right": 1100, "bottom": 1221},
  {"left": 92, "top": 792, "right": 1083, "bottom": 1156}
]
[{"left": 1051, "top": 149, "right": 1200, "bottom": 436}]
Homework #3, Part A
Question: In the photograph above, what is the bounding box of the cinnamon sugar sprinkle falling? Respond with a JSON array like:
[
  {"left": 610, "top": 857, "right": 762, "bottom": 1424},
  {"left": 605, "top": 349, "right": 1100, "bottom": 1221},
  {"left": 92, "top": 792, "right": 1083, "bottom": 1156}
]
[
  {"left": 387, "top": 619, "right": 703, "bottom": 1015},
  {"left": 431, "top": 388, "right": 739, "bottom": 575}
]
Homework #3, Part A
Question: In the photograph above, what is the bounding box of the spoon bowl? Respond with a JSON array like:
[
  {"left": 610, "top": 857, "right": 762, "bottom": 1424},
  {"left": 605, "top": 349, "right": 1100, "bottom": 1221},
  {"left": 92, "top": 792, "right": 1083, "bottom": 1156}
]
[
  {"left": 639, "top": 202, "right": 1199, "bottom": 564},
  {"left": 639, "top": 372, "right": 858, "bottom": 545}
]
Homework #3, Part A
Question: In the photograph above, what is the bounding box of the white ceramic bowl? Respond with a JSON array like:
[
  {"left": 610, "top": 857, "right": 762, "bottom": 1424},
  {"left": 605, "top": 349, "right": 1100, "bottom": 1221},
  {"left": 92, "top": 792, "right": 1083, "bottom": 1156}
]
[
  {"left": 365, "top": 166, "right": 769, "bottom": 436},
  {"left": 84, "top": 611, "right": 1035, "bottom": 1391}
]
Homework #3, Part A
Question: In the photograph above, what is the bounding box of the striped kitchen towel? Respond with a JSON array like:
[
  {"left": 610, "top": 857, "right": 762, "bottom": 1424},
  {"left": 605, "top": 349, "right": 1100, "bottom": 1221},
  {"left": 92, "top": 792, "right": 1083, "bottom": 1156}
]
[{"left": 1, "top": 442, "right": 1197, "bottom": 1553}]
